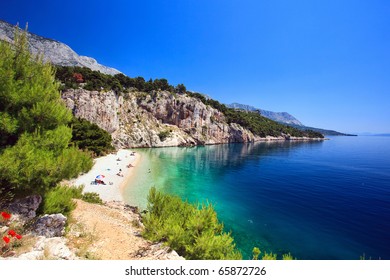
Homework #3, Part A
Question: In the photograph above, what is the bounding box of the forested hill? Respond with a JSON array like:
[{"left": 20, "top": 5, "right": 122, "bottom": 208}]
[
  {"left": 56, "top": 66, "right": 324, "bottom": 148},
  {"left": 227, "top": 102, "right": 354, "bottom": 136}
]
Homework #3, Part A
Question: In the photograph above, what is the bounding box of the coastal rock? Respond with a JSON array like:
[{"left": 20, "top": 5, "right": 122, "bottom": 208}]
[
  {"left": 32, "top": 214, "right": 67, "bottom": 238},
  {"left": 62, "top": 89, "right": 120, "bottom": 134},
  {"left": 6, "top": 195, "right": 42, "bottom": 220},
  {"left": 61, "top": 89, "right": 261, "bottom": 148}
]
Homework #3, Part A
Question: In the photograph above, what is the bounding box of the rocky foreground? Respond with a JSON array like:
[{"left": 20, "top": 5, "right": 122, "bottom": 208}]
[{"left": 0, "top": 196, "right": 182, "bottom": 260}]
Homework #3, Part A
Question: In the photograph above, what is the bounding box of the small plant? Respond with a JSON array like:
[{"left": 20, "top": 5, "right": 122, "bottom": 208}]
[
  {"left": 252, "top": 247, "right": 261, "bottom": 260},
  {"left": 262, "top": 251, "right": 277, "bottom": 260},
  {"left": 1, "top": 211, "right": 23, "bottom": 257},
  {"left": 282, "top": 252, "right": 294, "bottom": 260},
  {"left": 158, "top": 130, "right": 171, "bottom": 142}
]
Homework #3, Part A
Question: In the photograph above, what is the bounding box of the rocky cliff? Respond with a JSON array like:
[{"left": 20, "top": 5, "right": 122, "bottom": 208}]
[
  {"left": 0, "top": 20, "right": 120, "bottom": 75},
  {"left": 62, "top": 89, "right": 264, "bottom": 148}
]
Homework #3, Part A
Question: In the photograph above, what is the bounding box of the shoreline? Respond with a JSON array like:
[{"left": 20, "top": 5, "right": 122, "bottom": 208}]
[
  {"left": 70, "top": 149, "right": 139, "bottom": 203},
  {"left": 70, "top": 138, "right": 326, "bottom": 203}
]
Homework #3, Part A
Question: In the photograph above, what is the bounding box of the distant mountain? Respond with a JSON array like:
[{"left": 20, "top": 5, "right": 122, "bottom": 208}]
[
  {"left": 228, "top": 103, "right": 303, "bottom": 126},
  {"left": 228, "top": 102, "right": 355, "bottom": 136},
  {"left": 288, "top": 124, "right": 357, "bottom": 136},
  {"left": 0, "top": 20, "right": 121, "bottom": 75}
]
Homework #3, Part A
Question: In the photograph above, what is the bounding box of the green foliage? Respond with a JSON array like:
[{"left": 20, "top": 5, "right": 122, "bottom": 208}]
[
  {"left": 0, "top": 28, "right": 93, "bottom": 197},
  {"left": 262, "top": 251, "right": 278, "bottom": 260},
  {"left": 0, "top": 128, "right": 92, "bottom": 195},
  {"left": 158, "top": 130, "right": 171, "bottom": 142},
  {"left": 81, "top": 192, "right": 103, "bottom": 205},
  {"left": 282, "top": 252, "right": 294, "bottom": 260},
  {"left": 0, "top": 32, "right": 72, "bottom": 147},
  {"left": 142, "top": 187, "right": 242, "bottom": 260},
  {"left": 56, "top": 66, "right": 177, "bottom": 93},
  {"left": 70, "top": 117, "right": 114, "bottom": 156},
  {"left": 41, "top": 185, "right": 81, "bottom": 217},
  {"left": 175, "top": 83, "right": 186, "bottom": 93},
  {"left": 252, "top": 247, "right": 261, "bottom": 260},
  {"left": 41, "top": 184, "right": 102, "bottom": 216}
]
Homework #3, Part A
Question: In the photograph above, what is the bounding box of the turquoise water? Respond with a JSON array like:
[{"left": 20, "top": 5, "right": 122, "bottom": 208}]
[{"left": 123, "top": 136, "right": 390, "bottom": 259}]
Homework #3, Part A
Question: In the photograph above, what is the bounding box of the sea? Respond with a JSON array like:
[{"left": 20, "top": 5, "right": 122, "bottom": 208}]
[{"left": 123, "top": 136, "right": 390, "bottom": 260}]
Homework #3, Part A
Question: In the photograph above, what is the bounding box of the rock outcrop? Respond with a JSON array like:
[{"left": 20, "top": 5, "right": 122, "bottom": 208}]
[
  {"left": 62, "top": 89, "right": 120, "bottom": 133},
  {"left": 0, "top": 20, "right": 120, "bottom": 75},
  {"left": 32, "top": 214, "right": 67, "bottom": 238},
  {"left": 12, "top": 237, "right": 77, "bottom": 260},
  {"left": 61, "top": 89, "right": 263, "bottom": 148},
  {"left": 5, "top": 195, "right": 42, "bottom": 220}
]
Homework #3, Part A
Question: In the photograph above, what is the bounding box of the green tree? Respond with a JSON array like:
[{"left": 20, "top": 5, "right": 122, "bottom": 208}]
[
  {"left": 70, "top": 117, "right": 114, "bottom": 156},
  {"left": 0, "top": 27, "right": 92, "bottom": 198},
  {"left": 175, "top": 83, "right": 186, "bottom": 94},
  {"left": 0, "top": 30, "right": 72, "bottom": 147}
]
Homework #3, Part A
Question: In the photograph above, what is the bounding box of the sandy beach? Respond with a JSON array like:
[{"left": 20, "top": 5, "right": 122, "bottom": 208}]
[{"left": 70, "top": 149, "right": 140, "bottom": 202}]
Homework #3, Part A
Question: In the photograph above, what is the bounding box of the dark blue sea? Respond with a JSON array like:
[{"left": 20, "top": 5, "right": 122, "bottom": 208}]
[{"left": 124, "top": 136, "right": 390, "bottom": 260}]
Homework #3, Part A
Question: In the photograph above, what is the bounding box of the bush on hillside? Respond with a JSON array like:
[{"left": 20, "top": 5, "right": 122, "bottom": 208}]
[
  {"left": 81, "top": 192, "right": 103, "bottom": 205},
  {"left": 41, "top": 186, "right": 82, "bottom": 217},
  {"left": 142, "top": 187, "right": 242, "bottom": 260},
  {"left": 70, "top": 117, "right": 114, "bottom": 157}
]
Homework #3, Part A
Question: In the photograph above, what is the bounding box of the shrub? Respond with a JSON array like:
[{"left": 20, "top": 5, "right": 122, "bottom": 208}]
[
  {"left": 262, "top": 251, "right": 277, "bottom": 260},
  {"left": 282, "top": 252, "right": 294, "bottom": 260},
  {"left": 81, "top": 192, "right": 103, "bottom": 205},
  {"left": 158, "top": 130, "right": 171, "bottom": 142},
  {"left": 41, "top": 186, "right": 82, "bottom": 217},
  {"left": 70, "top": 117, "right": 114, "bottom": 157},
  {"left": 142, "top": 187, "right": 242, "bottom": 260},
  {"left": 252, "top": 247, "right": 261, "bottom": 260}
]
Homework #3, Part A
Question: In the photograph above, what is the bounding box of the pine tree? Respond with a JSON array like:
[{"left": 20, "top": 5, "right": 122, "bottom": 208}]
[
  {"left": 0, "top": 26, "right": 92, "bottom": 198},
  {"left": 0, "top": 27, "right": 72, "bottom": 146}
]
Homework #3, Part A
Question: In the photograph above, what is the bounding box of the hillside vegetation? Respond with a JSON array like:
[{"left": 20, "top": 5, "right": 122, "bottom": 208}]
[{"left": 143, "top": 188, "right": 242, "bottom": 260}]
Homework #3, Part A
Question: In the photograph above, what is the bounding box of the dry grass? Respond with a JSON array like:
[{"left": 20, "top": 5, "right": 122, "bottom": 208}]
[{"left": 66, "top": 215, "right": 100, "bottom": 260}]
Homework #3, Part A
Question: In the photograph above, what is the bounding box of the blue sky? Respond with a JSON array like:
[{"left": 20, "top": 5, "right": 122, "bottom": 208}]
[{"left": 1, "top": 0, "right": 389, "bottom": 133}]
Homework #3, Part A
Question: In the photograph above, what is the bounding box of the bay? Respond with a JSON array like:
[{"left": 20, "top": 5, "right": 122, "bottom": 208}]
[{"left": 123, "top": 136, "right": 390, "bottom": 260}]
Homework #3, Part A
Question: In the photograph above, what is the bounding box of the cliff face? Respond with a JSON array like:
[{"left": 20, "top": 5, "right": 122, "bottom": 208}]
[
  {"left": 0, "top": 20, "right": 121, "bottom": 75},
  {"left": 61, "top": 89, "right": 260, "bottom": 148}
]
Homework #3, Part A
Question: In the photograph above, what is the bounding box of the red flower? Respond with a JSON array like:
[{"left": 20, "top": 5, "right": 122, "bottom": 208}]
[
  {"left": 8, "top": 230, "right": 16, "bottom": 237},
  {"left": 15, "top": 234, "right": 22, "bottom": 240},
  {"left": 2, "top": 236, "right": 10, "bottom": 244},
  {"left": 1, "top": 212, "right": 11, "bottom": 220}
]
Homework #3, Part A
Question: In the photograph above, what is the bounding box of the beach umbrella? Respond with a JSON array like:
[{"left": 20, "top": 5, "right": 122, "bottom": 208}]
[{"left": 96, "top": 175, "right": 105, "bottom": 179}]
